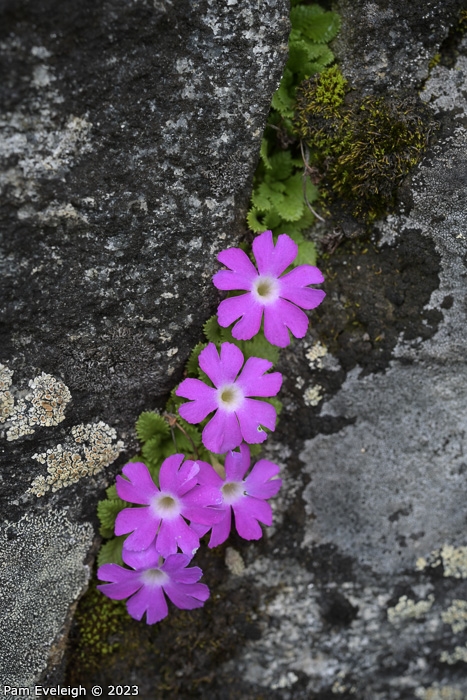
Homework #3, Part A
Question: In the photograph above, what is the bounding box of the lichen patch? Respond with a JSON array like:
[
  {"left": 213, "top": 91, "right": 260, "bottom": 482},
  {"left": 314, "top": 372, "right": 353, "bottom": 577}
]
[
  {"left": 416, "top": 544, "right": 467, "bottom": 579},
  {"left": 1, "top": 370, "right": 72, "bottom": 441},
  {"left": 28, "top": 422, "right": 125, "bottom": 496},
  {"left": 387, "top": 594, "right": 434, "bottom": 624}
]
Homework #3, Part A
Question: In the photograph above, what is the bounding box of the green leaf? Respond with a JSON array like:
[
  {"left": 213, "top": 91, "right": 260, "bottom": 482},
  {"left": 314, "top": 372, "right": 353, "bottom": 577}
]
[
  {"left": 271, "top": 72, "right": 296, "bottom": 118},
  {"left": 294, "top": 7, "right": 341, "bottom": 44},
  {"left": 287, "top": 40, "right": 310, "bottom": 74},
  {"left": 105, "top": 484, "right": 118, "bottom": 500},
  {"left": 141, "top": 436, "right": 164, "bottom": 464},
  {"left": 269, "top": 150, "right": 294, "bottom": 181},
  {"left": 249, "top": 443, "right": 263, "bottom": 457},
  {"left": 262, "top": 210, "right": 283, "bottom": 230},
  {"left": 251, "top": 185, "right": 274, "bottom": 212},
  {"left": 260, "top": 138, "right": 272, "bottom": 170},
  {"left": 263, "top": 396, "right": 283, "bottom": 419},
  {"left": 97, "top": 498, "right": 127, "bottom": 538},
  {"left": 203, "top": 315, "right": 223, "bottom": 343},
  {"left": 247, "top": 207, "right": 268, "bottom": 233},
  {"left": 97, "top": 536, "right": 126, "bottom": 567},
  {"left": 306, "top": 43, "right": 334, "bottom": 63},
  {"left": 136, "top": 411, "right": 169, "bottom": 443},
  {"left": 297, "top": 238, "right": 317, "bottom": 266},
  {"left": 186, "top": 342, "right": 208, "bottom": 376},
  {"left": 275, "top": 173, "right": 305, "bottom": 222}
]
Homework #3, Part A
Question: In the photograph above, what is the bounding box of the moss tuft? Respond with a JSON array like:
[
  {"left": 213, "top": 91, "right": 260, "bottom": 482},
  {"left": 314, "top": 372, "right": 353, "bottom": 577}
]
[{"left": 294, "top": 67, "right": 437, "bottom": 224}]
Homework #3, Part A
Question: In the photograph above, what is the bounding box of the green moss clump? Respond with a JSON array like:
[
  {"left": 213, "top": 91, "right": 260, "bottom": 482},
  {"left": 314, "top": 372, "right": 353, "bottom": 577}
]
[
  {"left": 68, "top": 578, "right": 126, "bottom": 677},
  {"left": 294, "top": 66, "right": 437, "bottom": 224}
]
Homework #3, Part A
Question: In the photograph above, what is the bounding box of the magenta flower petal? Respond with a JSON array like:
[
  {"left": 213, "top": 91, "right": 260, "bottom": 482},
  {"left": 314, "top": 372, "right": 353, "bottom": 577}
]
[
  {"left": 215, "top": 232, "right": 325, "bottom": 347},
  {"left": 224, "top": 444, "right": 251, "bottom": 481},
  {"left": 122, "top": 543, "right": 161, "bottom": 570},
  {"left": 252, "top": 230, "right": 298, "bottom": 276},
  {"left": 193, "top": 461, "right": 224, "bottom": 488},
  {"left": 236, "top": 398, "right": 277, "bottom": 444},
  {"left": 244, "top": 459, "right": 282, "bottom": 499},
  {"left": 217, "top": 295, "right": 263, "bottom": 341},
  {"left": 158, "top": 453, "right": 185, "bottom": 493},
  {"left": 280, "top": 286, "right": 326, "bottom": 310},
  {"left": 213, "top": 269, "right": 254, "bottom": 291},
  {"left": 116, "top": 507, "right": 160, "bottom": 551},
  {"left": 176, "top": 380, "right": 217, "bottom": 422},
  {"left": 263, "top": 299, "right": 309, "bottom": 347},
  {"left": 176, "top": 377, "right": 217, "bottom": 402},
  {"left": 98, "top": 551, "right": 209, "bottom": 624},
  {"left": 116, "top": 462, "right": 159, "bottom": 505},
  {"left": 156, "top": 515, "right": 200, "bottom": 557},
  {"left": 163, "top": 581, "right": 210, "bottom": 609},
  {"left": 233, "top": 496, "right": 273, "bottom": 538},
  {"left": 127, "top": 585, "right": 169, "bottom": 623},
  {"left": 217, "top": 247, "right": 258, "bottom": 278},
  {"left": 202, "top": 409, "right": 242, "bottom": 453},
  {"left": 198, "top": 342, "right": 243, "bottom": 386},
  {"left": 219, "top": 342, "right": 245, "bottom": 382},
  {"left": 182, "top": 485, "right": 224, "bottom": 524},
  {"left": 97, "top": 565, "right": 142, "bottom": 600},
  {"left": 236, "top": 357, "right": 282, "bottom": 397},
  {"left": 162, "top": 555, "right": 202, "bottom": 583},
  {"left": 208, "top": 509, "right": 232, "bottom": 548},
  {"left": 280, "top": 264, "right": 325, "bottom": 286},
  {"left": 179, "top": 341, "right": 281, "bottom": 452}
]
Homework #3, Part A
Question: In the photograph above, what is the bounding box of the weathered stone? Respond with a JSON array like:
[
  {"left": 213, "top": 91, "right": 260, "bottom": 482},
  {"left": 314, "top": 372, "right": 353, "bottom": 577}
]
[
  {"left": 62, "top": 4, "right": 467, "bottom": 698},
  {"left": 0, "top": 0, "right": 289, "bottom": 689}
]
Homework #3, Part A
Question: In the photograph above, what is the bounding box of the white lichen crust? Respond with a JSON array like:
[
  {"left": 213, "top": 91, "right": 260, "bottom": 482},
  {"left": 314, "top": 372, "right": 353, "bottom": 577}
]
[
  {"left": 0, "top": 511, "right": 93, "bottom": 690},
  {"left": 0, "top": 367, "right": 72, "bottom": 441},
  {"left": 0, "top": 364, "right": 14, "bottom": 423},
  {"left": 28, "top": 421, "right": 124, "bottom": 496},
  {"left": 387, "top": 595, "right": 434, "bottom": 624}
]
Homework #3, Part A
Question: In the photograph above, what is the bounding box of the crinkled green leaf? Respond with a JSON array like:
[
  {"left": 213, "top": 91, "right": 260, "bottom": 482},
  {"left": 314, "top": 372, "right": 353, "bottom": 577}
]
[
  {"left": 105, "top": 483, "right": 118, "bottom": 500},
  {"left": 275, "top": 173, "right": 305, "bottom": 222},
  {"left": 271, "top": 79, "right": 295, "bottom": 118},
  {"left": 136, "top": 411, "right": 169, "bottom": 443},
  {"left": 97, "top": 536, "right": 126, "bottom": 567},
  {"left": 263, "top": 210, "right": 283, "bottom": 230},
  {"left": 263, "top": 396, "right": 283, "bottom": 419},
  {"left": 186, "top": 342, "right": 208, "bottom": 376},
  {"left": 287, "top": 40, "right": 310, "bottom": 74},
  {"left": 306, "top": 43, "right": 334, "bottom": 63},
  {"left": 247, "top": 207, "right": 267, "bottom": 233},
  {"left": 260, "top": 138, "right": 272, "bottom": 170},
  {"left": 296, "top": 8, "right": 341, "bottom": 44},
  {"left": 251, "top": 185, "right": 274, "bottom": 212},
  {"left": 97, "top": 498, "right": 127, "bottom": 539},
  {"left": 203, "top": 315, "right": 223, "bottom": 343},
  {"left": 269, "top": 150, "right": 294, "bottom": 181}
]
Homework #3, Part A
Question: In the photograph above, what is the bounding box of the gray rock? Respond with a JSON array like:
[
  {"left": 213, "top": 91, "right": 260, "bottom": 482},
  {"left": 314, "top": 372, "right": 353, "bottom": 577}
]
[
  {"left": 226, "top": 15, "right": 467, "bottom": 700},
  {"left": 0, "top": 0, "right": 289, "bottom": 688}
]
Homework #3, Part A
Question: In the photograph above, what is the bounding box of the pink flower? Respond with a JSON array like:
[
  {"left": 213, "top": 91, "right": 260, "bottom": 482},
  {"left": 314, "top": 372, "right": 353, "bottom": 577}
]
[
  {"left": 175, "top": 342, "right": 282, "bottom": 454},
  {"left": 191, "top": 444, "right": 282, "bottom": 547},
  {"left": 114, "top": 456, "right": 223, "bottom": 555},
  {"left": 213, "top": 230, "right": 325, "bottom": 347},
  {"left": 97, "top": 546, "right": 209, "bottom": 624}
]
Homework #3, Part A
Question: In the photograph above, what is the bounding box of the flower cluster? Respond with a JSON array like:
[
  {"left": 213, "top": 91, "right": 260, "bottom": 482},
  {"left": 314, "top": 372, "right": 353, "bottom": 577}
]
[{"left": 98, "top": 231, "right": 324, "bottom": 624}]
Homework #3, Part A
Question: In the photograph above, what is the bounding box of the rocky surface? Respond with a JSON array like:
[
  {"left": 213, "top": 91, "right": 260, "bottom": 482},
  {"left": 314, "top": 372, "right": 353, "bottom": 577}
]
[
  {"left": 60, "top": 2, "right": 467, "bottom": 698},
  {"left": 0, "top": 0, "right": 289, "bottom": 690}
]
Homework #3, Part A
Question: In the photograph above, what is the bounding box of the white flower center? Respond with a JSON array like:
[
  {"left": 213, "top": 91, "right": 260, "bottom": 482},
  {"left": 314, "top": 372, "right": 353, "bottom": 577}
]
[
  {"left": 252, "top": 275, "right": 280, "bottom": 305},
  {"left": 141, "top": 568, "right": 168, "bottom": 587},
  {"left": 217, "top": 383, "right": 243, "bottom": 412},
  {"left": 151, "top": 493, "right": 181, "bottom": 519},
  {"left": 221, "top": 481, "right": 244, "bottom": 504}
]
